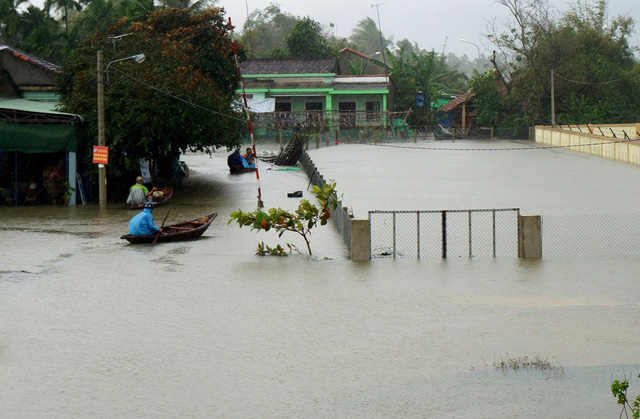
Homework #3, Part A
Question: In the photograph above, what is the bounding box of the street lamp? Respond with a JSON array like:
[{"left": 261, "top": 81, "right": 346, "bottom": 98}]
[
  {"left": 460, "top": 39, "right": 480, "bottom": 77},
  {"left": 97, "top": 51, "right": 145, "bottom": 207},
  {"left": 460, "top": 38, "right": 480, "bottom": 61}
]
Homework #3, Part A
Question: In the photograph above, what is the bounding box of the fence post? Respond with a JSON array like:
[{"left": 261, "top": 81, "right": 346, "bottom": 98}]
[
  {"left": 350, "top": 219, "right": 370, "bottom": 261},
  {"left": 518, "top": 215, "right": 542, "bottom": 258},
  {"left": 441, "top": 210, "right": 447, "bottom": 258},
  {"left": 468, "top": 210, "right": 472, "bottom": 258}
]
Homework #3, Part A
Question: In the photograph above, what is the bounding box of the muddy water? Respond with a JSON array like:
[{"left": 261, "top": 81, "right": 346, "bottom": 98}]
[{"left": 1, "top": 141, "right": 639, "bottom": 418}]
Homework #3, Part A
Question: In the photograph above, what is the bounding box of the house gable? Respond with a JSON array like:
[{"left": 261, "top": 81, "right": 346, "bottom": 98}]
[{"left": 0, "top": 42, "right": 58, "bottom": 100}]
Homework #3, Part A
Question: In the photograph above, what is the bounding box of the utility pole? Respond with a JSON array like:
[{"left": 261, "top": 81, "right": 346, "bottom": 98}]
[
  {"left": 97, "top": 51, "right": 107, "bottom": 207},
  {"left": 371, "top": 3, "right": 387, "bottom": 70},
  {"left": 550, "top": 69, "right": 556, "bottom": 127}
]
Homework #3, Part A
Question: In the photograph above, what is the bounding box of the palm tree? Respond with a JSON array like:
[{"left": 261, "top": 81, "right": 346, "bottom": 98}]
[
  {"left": 159, "top": 0, "right": 213, "bottom": 10},
  {"left": 0, "top": 0, "right": 29, "bottom": 40},
  {"left": 349, "top": 17, "right": 392, "bottom": 57},
  {"left": 45, "top": 0, "right": 88, "bottom": 34}
]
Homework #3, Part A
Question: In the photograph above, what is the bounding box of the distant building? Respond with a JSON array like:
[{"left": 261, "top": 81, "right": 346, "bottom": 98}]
[
  {"left": 237, "top": 48, "right": 395, "bottom": 138},
  {"left": 0, "top": 42, "right": 82, "bottom": 206}
]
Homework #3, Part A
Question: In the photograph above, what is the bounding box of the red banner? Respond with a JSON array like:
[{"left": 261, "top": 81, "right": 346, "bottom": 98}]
[{"left": 93, "top": 146, "right": 109, "bottom": 164}]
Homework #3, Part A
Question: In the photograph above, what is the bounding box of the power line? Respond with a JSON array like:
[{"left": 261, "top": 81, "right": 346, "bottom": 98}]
[
  {"left": 110, "top": 67, "right": 246, "bottom": 122},
  {"left": 553, "top": 70, "right": 636, "bottom": 85}
]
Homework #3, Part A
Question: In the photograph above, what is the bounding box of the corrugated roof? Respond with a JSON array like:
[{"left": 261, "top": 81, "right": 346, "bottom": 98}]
[
  {"left": 333, "top": 82, "right": 388, "bottom": 90},
  {"left": 0, "top": 99, "right": 81, "bottom": 121},
  {"left": 243, "top": 81, "right": 330, "bottom": 90},
  {"left": 240, "top": 58, "right": 336, "bottom": 75},
  {"left": 439, "top": 92, "right": 475, "bottom": 113},
  {"left": 0, "top": 42, "right": 58, "bottom": 73}
]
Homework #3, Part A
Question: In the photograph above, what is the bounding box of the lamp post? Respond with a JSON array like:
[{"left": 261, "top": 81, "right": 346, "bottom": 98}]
[
  {"left": 371, "top": 3, "right": 387, "bottom": 70},
  {"left": 459, "top": 38, "right": 480, "bottom": 60},
  {"left": 96, "top": 51, "right": 145, "bottom": 207},
  {"left": 460, "top": 38, "right": 480, "bottom": 76}
]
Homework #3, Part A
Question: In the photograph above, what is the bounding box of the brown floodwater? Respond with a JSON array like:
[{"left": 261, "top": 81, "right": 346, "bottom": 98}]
[{"left": 1, "top": 140, "right": 639, "bottom": 417}]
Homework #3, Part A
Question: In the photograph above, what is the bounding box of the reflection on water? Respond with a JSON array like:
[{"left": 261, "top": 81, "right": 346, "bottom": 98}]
[{"left": 1, "top": 144, "right": 640, "bottom": 418}]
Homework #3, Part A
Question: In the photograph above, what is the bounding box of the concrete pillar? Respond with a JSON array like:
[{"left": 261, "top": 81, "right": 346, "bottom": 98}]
[
  {"left": 518, "top": 215, "right": 542, "bottom": 258},
  {"left": 350, "top": 219, "right": 370, "bottom": 261},
  {"left": 67, "top": 151, "right": 76, "bottom": 206}
]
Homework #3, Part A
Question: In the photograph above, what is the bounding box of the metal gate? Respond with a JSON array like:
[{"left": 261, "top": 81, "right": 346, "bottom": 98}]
[{"left": 369, "top": 208, "right": 520, "bottom": 259}]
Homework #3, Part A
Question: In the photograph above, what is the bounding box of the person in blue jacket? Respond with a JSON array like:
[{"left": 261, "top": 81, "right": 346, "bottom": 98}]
[{"left": 129, "top": 201, "right": 163, "bottom": 236}]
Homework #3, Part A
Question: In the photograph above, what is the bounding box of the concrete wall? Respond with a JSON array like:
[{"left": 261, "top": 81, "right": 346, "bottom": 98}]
[
  {"left": 535, "top": 124, "right": 640, "bottom": 165},
  {"left": 518, "top": 215, "right": 542, "bottom": 258}
]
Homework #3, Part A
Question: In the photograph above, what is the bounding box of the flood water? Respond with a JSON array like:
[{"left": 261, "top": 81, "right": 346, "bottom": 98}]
[{"left": 2, "top": 139, "right": 640, "bottom": 418}]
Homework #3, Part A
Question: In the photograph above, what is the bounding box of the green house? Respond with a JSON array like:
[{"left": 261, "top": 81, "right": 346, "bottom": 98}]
[{"left": 238, "top": 48, "right": 394, "bottom": 137}]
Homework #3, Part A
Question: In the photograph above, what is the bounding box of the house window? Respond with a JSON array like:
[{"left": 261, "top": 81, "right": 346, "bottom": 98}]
[
  {"left": 306, "top": 101, "right": 323, "bottom": 124},
  {"left": 275, "top": 101, "right": 291, "bottom": 112},
  {"left": 338, "top": 101, "right": 356, "bottom": 127},
  {"left": 274, "top": 100, "right": 296, "bottom": 128},
  {"left": 366, "top": 101, "right": 381, "bottom": 122}
]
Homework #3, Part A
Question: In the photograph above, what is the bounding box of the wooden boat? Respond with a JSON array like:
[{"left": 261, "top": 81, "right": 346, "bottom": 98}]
[
  {"left": 121, "top": 213, "right": 217, "bottom": 244},
  {"left": 229, "top": 165, "right": 256, "bottom": 174},
  {"left": 127, "top": 186, "right": 173, "bottom": 209}
]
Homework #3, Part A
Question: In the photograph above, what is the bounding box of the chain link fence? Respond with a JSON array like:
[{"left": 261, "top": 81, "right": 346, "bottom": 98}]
[
  {"left": 541, "top": 213, "right": 640, "bottom": 257},
  {"left": 369, "top": 209, "right": 520, "bottom": 259},
  {"left": 299, "top": 151, "right": 351, "bottom": 251}
]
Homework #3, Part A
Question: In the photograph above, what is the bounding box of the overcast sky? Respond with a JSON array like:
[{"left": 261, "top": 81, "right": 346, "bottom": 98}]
[{"left": 217, "top": 0, "right": 639, "bottom": 58}]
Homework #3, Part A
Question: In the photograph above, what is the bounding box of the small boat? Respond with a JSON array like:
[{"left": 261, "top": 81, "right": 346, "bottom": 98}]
[
  {"left": 128, "top": 186, "right": 173, "bottom": 209},
  {"left": 121, "top": 213, "right": 217, "bottom": 244},
  {"left": 229, "top": 166, "right": 257, "bottom": 174}
]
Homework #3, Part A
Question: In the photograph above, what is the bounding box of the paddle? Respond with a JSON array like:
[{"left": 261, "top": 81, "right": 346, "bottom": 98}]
[{"left": 152, "top": 206, "right": 171, "bottom": 245}]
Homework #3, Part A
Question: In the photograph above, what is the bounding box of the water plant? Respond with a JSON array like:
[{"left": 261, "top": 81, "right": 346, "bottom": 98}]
[
  {"left": 229, "top": 181, "right": 338, "bottom": 256},
  {"left": 612, "top": 374, "right": 640, "bottom": 418}
]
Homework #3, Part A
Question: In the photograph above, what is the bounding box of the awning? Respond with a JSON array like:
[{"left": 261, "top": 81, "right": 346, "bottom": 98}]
[{"left": 0, "top": 122, "right": 79, "bottom": 153}]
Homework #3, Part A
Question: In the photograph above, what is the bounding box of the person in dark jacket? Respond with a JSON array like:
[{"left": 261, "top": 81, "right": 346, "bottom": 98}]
[
  {"left": 227, "top": 149, "right": 243, "bottom": 170},
  {"left": 128, "top": 201, "right": 162, "bottom": 236}
]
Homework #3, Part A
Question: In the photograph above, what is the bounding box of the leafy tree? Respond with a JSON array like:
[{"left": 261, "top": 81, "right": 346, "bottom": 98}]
[
  {"left": 56, "top": 7, "right": 245, "bottom": 189},
  {"left": 477, "top": 0, "right": 640, "bottom": 127},
  {"left": 388, "top": 47, "right": 466, "bottom": 126},
  {"left": 285, "top": 16, "right": 334, "bottom": 59},
  {"left": 72, "top": 0, "right": 127, "bottom": 40},
  {"left": 45, "top": 0, "right": 89, "bottom": 34},
  {"left": 239, "top": 3, "right": 298, "bottom": 58},
  {"left": 349, "top": 17, "right": 391, "bottom": 57},
  {"left": 612, "top": 375, "right": 640, "bottom": 419},
  {"left": 123, "top": 0, "right": 156, "bottom": 22},
  {"left": 18, "top": 5, "right": 67, "bottom": 63},
  {"left": 0, "top": 0, "right": 28, "bottom": 41},
  {"left": 229, "top": 181, "right": 339, "bottom": 256},
  {"left": 468, "top": 70, "right": 503, "bottom": 126},
  {"left": 160, "top": 0, "right": 213, "bottom": 11}
]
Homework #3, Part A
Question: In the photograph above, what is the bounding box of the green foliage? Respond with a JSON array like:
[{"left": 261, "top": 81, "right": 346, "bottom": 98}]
[
  {"left": 468, "top": 70, "right": 502, "bottom": 126},
  {"left": 228, "top": 181, "right": 339, "bottom": 255},
  {"left": 483, "top": 0, "right": 640, "bottom": 128},
  {"left": 348, "top": 17, "right": 391, "bottom": 57},
  {"left": 255, "top": 241, "right": 298, "bottom": 256},
  {"left": 239, "top": 4, "right": 298, "bottom": 58},
  {"left": 285, "top": 16, "right": 335, "bottom": 59},
  {"left": 56, "top": 7, "right": 245, "bottom": 186},
  {"left": 388, "top": 48, "right": 466, "bottom": 126},
  {"left": 611, "top": 375, "right": 640, "bottom": 419}
]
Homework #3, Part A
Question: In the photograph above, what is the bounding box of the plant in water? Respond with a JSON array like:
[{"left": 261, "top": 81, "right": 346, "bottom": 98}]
[
  {"left": 612, "top": 374, "right": 640, "bottom": 419},
  {"left": 229, "top": 181, "right": 339, "bottom": 255},
  {"left": 256, "top": 241, "right": 299, "bottom": 256}
]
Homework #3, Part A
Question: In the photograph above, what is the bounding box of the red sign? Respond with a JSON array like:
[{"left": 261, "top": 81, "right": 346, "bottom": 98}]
[{"left": 93, "top": 146, "right": 109, "bottom": 164}]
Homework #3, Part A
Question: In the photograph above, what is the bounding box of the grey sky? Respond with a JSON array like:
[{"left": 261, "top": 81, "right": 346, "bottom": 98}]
[{"left": 219, "top": 0, "right": 639, "bottom": 58}]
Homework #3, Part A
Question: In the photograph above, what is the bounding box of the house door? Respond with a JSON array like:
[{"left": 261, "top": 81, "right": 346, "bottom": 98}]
[{"left": 338, "top": 102, "right": 356, "bottom": 128}]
